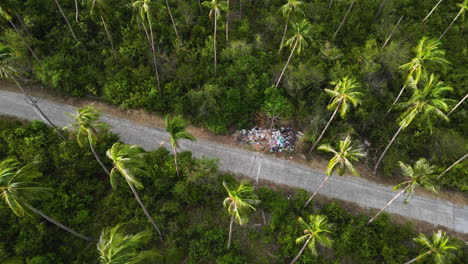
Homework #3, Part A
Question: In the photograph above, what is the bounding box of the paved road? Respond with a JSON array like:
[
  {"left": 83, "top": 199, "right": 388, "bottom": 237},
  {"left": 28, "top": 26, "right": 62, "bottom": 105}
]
[{"left": 1, "top": 90, "right": 467, "bottom": 234}]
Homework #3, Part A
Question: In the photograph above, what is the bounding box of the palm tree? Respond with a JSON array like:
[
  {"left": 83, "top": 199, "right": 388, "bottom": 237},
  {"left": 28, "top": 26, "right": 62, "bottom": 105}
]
[
  {"left": 290, "top": 215, "right": 333, "bottom": 264},
  {"left": 88, "top": 0, "right": 118, "bottom": 62},
  {"left": 390, "top": 37, "right": 449, "bottom": 108},
  {"left": 164, "top": 0, "right": 181, "bottom": 42},
  {"left": 333, "top": 0, "right": 356, "bottom": 40},
  {"left": 97, "top": 224, "right": 160, "bottom": 264},
  {"left": 438, "top": 153, "right": 467, "bottom": 178},
  {"left": 164, "top": 115, "right": 196, "bottom": 176},
  {"left": 130, "top": 0, "right": 161, "bottom": 94},
  {"left": 439, "top": 0, "right": 468, "bottom": 40},
  {"left": 53, "top": 0, "right": 79, "bottom": 42},
  {"left": 404, "top": 230, "right": 459, "bottom": 264},
  {"left": 66, "top": 105, "right": 111, "bottom": 176},
  {"left": 202, "top": 0, "right": 227, "bottom": 76},
  {"left": 278, "top": 0, "right": 304, "bottom": 53},
  {"left": 381, "top": 15, "right": 404, "bottom": 49},
  {"left": 374, "top": 73, "right": 452, "bottom": 174},
  {"left": 447, "top": 93, "right": 467, "bottom": 116},
  {"left": 368, "top": 158, "right": 438, "bottom": 224},
  {"left": 0, "top": 158, "right": 95, "bottom": 242},
  {"left": 106, "top": 143, "right": 164, "bottom": 241},
  {"left": 225, "top": 0, "right": 230, "bottom": 42},
  {"left": 422, "top": 0, "right": 444, "bottom": 23},
  {"left": 308, "top": 76, "right": 362, "bottom": 154},
  {"left": 223, "top": 181, "right": 260, "bottom": 250},
  {"left": 275, "top": 19, "right": 312, "bottom": 87},
  {"left": 304, "top": 135, "right": 365, "bottom": 208}
]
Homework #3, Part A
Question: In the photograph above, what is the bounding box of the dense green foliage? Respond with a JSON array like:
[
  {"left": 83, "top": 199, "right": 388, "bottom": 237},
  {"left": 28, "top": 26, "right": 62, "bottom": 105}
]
[
  {"left": 0, "top": 1, "right": 466, "bottom": 188},
  {"left": 0, "top": 118, "right": 466, "bottom": 263}
]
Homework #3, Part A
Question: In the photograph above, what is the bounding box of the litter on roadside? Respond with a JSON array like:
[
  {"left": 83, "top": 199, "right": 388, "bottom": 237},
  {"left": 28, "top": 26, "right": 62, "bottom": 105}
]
[{"left": 235, "top": 127, "right": 303, "bottom": 152}]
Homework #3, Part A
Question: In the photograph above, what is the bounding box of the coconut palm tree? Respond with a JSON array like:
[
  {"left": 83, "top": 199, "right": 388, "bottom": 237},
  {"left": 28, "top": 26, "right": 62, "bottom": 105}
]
[
  {"left": 53, "top": 0, "right": 79, "bottom": 42},
  {"left": 381, "top": 15, "right": 404, "bottom": 49},
  {"left": 404, "top": 230, "right": 459, "bottom": 264},
  {"left": 130, "top": 0, "right": 161, "bottom": 94},
  {"left": 223, "top": 181, "right": 260, "bottom": 250},
  {"left": 106, "top": 143, "right": 164, "bottom": 241},
  {"left": 390, "top": 37, "right": 449, "bottom": 108},
  {"left": 368, "top": 158, "right": 438, "bottom": 224},
  {"left": 374, "top": 73, "right": 452, "bottom": 174},
  {"left": 202, "top": 0, "right": 227, "bottom": 76},
  {"left": 164, "top": 115, "right": 196, "bottom": 176},
  {"left": 275, "top": 19, "right": 312, "bottom": 87},
  {"left": 439, "top": 0, "right": 468, "bottom": 40},
  {"left": 88, "top": 0, "right": 118, "bottom": 62},
  {"left": 66, "top": 105, "right": 111, "bottom": 176},
  {"left": 278, "top": 0, "right": 304, "bottom": 53},
  {"left": 304, "top": 135, "right": 365, "bottom": 208},
  {"left": 308, "top": 76, "right": 362, "bottom": 154},
  {"left": 164, "top": 0, "right": 181, "bottom": 42},
  {"left": 0, "top": 158, "right": 95, "bottom": 242},
  {"left": 422, "top": 0, "right": 444, "bottom": 23},
  {"left": 447, "top": 93, "right": 467, "bottom": 116},
  {"left": 97, "top": 224, "right": 160, "bottom": 264},
  {"left": 290, "top": 215, "right": 333, "bottom": 264},
  {"left": 333, "top": 0, "right": 356, "bottom": 40},
  {"left": 438, "top": 153, "right": 467, "bottom": 178}
]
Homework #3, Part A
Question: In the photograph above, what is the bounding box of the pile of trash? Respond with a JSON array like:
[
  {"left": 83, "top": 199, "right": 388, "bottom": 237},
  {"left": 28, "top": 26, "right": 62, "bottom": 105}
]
[{"left": 235, "top": 127, "right": 303, "bottom": 152}]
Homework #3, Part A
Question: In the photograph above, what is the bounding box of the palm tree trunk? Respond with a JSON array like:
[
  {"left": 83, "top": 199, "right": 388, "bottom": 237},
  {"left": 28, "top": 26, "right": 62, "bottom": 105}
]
[
  {"left": 226, "top": 0, "right": 230, "bottom": 42},
  {"left": 333, "top": 0, "right": 355, "bottom": 40},
  {"left": 373, "top": 121, "right": 406, "bottom": 174},
  {"left": 125, "top": 178, "right": 165, "bottom": 242},
  {"left": 227, "top": 215, "right": 234, "bottom": 250},
  {"left": 367, "top": 185, "right": 409, "bottom": 225},
  {"left": 404, "top": 251, "right": 432, "bottom": 264},
  {"left": 290, "top": 237, "right": 312, "bottom": 264},
  {"left": 328, "top": 0, "right": 334, "bottom": 8},
  {"left": 439, "top": 9, "right": 462, "bottom": 40},
  {"left": 25, "top": 204, "right": 95, "bottom": 242},
  {"left": 100, "top": 14, "right": 118, "bottom": 63},
  {"left": 388, "top": 83, "right": 407, "bottom": 112},
  {"left": 74, "top": 0, "right": 79, "bottom": 22},
  {"left": 438, "top": 153, "right": 468, "bottom": 178},
  {"left": 142, "top": 19, "right": 161, "bottom": 95},
  {"left": 88, "top": 135, "right": 110, "bottom": 176},
  {"left": 275, "top": 38, "right": 298, "bottom": 87},
  {"left": 375, "top": 0, "right": 388, "bottom": 18},
  {"left": 308, "top": 101, "right": 342, "bottom": 155},
  {"left": 381, "top": 15, "right": 404, "bottom": 49},
  {"left": 447, "top": 93, "right": 467, "bottom": 116},
  {"left": 279, "top": 11, "right": 290, "bottom": 54},
  {"left": 165, "top": 0, "right": 181, "bottom": 42},
  {"left": 422, "top": 0, "right": 443, "bottom": 23},
  {"left": 197, "top": 0, "right": 202, "bottom": 13},
  {"left": 8, "top": 20, "right": 42, "bottom": 65},
  {"left": 172, "top": 146, "right": 179, "bottom": 176},
  {"left": 214, "top": 11, "right": 218, "bottom": 76},
  {"left": 53, "top": 0, "right": 78, "bottom": 42},
  {"left": 304, "top": 174, "right": 332, "bottom": 209}
]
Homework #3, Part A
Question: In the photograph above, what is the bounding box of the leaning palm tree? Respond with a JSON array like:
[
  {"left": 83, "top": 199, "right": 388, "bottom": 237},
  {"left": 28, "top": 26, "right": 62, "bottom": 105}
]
[
  {"left": 439, "top": 0, "right": 468, "bottom": 40},
  {"left": 304, "top": 135, "right": 365, "bottom": 208},
  {"left": 447, "top": 93, "right": 467, "bottom": 116},
  {"left": 0, "top": 158, "right": 95, "bottom": 242},
  {"left": 66, "top": 106, "right": 111, "bottom": 176},
  {"left": 290, "top": 215, "right": 333, "bottom": 264},
  {"left": 422, "top": 0, "right": 444, "bottom": 23},
  {"left": 88, "top": 0, "right": 118, "bottom": 62},
  {"left": 404, "top": 230, "right": 459, "bottom": 264},
  {"left": 97, "top": 224, "right": 160, "bottom": 264},
  {"left": 202, "top": 0, "right": 227, "bottom": 76},
  {"left": 223, "top": 181, "right": 260, "bottom": 250},
  {"left": 106, "top": 143, "right": 164, "bottom": 241},
  {"left": 438, "top": 153, "right": 467, "bottom": 178},
  {"left": 390, "top": 37, "right": 449, "bottom": 108},
  {"left": 374, "top": 73, "right": 453, "bottom": 174},
  {"left": 333, "top": 0, "right": 356, "bottom": 40},
  {"left": 53, "top": 0, "right": 79, "bottom": 42},
  {"left": 164, "top": 115, "right": 196, "bottom": 176},
  {"left": 275, "top": 19, "right": 312, "bottom": 87},
  {"left": 368, "top": 158, "right": 438, "bottom": 224},
  {"left": 278, "top": 0, "right": 304, "bottom": 53},
  {"left": 164, "top": 0, "right": 181, "bottom": 42},
  {"left": 309, "top": 76, "right": 362, "bottom": 154}
]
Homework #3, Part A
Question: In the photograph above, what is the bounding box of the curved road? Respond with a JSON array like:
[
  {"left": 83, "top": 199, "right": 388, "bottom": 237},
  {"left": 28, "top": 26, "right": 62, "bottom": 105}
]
[{"left": 1, "top": 90, "right": 467, "bottom": 234}]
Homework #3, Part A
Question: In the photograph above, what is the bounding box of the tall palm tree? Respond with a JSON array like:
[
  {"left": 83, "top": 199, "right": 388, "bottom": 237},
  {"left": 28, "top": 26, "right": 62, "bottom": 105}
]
[
  {"left": 0, "top": 158, "right": 95, "bottom": 242},
  {"left": 97, "top": 224, "right": 160, "bottom": 264},
  {"left": 368, "top": 158, "right": 438, "bottom": 224},
  {"left": 333, "top": 0, "right": 356, "bottom": 40},
  {"left": 438, "top": 153, "right": 467, "bottom": 178},
  {"left": 164, "top": 0, "right": 181, "bottom": 42},
  {"left": 278, "top": 0, "right": 304, "bottom": 53},
  {"left": 164, "top": 115, "right": 196, "bottom": 176},
  {"left": 439, "top": 0, "right": 468, "bottom": 40},
  {"left": 374, "top": 73, "right": 452, "bottom": 174},
  {"left": 390, "top": 37, "right": 449, "bottom": 108},
  {"left": 53, "top": 0, "right": 79, "bottom": 42},
  {"left": 304, "top": 135, "right": 365, "bottom": 208},
  {"left": 202, "top": 0, "right": 227, "bottom": 76},
  {"left": 308, "top": 76, "right": 362, "bottom": 154},
  {"left": 223, "top": 181, "right": 260, "bottom": 250},
  {"left": 404, "top": 230, "right": 459, "bottom": 264},
  {"left": 275, "top": 19, "right": 312, "bottom": 87},
  {"left": 447, "top": 93, "right": 467, "bottom": 116},
  {"left": 130, "top": 0, "right": 161, "bottom": 94},
  {"left": 106, "top": 143, "right": 164, "bottom": 241},
  {"left": 290, "top": 215, "right": 333, "bottom": 264},
  {"left": 66, "top": 105, "right": 111, "bottom": 176},
  {"left": 422, "top": 0, "right": 444, "bottom": 23},
  {"left": 88, "top": 0, "right": 118, "bottom": 62}
]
